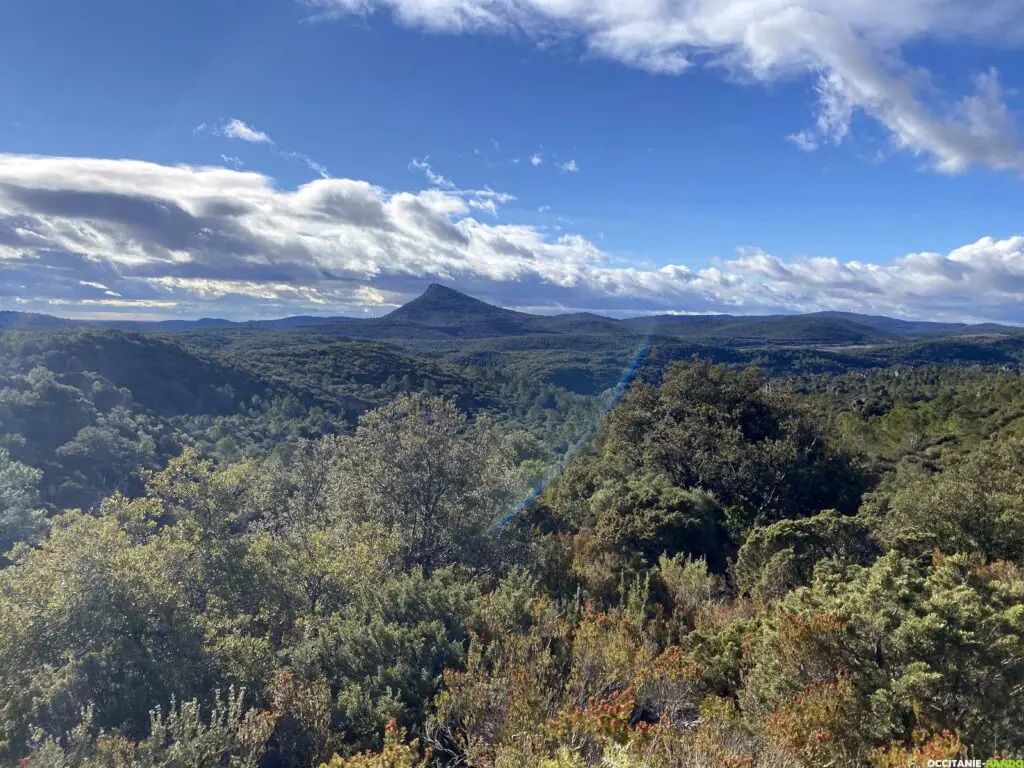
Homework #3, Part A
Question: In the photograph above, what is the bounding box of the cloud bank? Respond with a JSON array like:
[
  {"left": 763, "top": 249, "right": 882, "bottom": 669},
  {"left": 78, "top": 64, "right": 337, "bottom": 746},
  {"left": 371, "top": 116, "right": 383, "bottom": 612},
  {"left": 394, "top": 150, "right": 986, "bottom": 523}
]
[
  {"left": 1, "top": 153, "right": 1024, "bottom": 322},
  {"left": 307, "top": 0, "right": 1024, "bottom": 174}
]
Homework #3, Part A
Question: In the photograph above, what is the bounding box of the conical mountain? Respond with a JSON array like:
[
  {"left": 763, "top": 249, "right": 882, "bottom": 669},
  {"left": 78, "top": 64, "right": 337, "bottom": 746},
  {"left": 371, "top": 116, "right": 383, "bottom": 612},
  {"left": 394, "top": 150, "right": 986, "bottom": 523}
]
[{"left": 379, "top": 283, "right": 543, "bottom": 337}]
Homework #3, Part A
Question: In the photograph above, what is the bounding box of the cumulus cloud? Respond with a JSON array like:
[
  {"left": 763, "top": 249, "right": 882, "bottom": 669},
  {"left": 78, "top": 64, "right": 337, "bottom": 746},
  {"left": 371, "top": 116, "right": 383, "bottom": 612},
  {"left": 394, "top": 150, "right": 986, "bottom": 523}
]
[
  {"left": 2, "top": 152, "right": 1024, "bottom": 321},
  {"left": 307, "top": 0, "right": 1024, "bottom": 174},
  {"left": 530, "top": 152, "right": 543, "bottom": 166},
  {"left": 560, "top": 160, "right": 579, "bottom": 173}
]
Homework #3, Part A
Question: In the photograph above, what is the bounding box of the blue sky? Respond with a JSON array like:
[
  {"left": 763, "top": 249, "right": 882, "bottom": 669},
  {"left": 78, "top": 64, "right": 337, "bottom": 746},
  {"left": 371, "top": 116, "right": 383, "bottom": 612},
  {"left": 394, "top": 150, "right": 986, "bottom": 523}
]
[{"left": 2, "top": 0, "right": 1024, "bottom": 321}]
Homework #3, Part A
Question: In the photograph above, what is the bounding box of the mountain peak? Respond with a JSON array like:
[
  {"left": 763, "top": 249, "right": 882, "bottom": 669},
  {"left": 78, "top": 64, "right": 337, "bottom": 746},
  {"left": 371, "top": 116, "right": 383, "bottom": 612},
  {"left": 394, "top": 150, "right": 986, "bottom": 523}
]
[
  {"left": 403, "top": 283, "right": 499, "bottom": 311},
  {"left": 421, "top": 282, "right": 463, "bottom": 299},
  {"left": 381, "top": 283, "right": 538, "bottom": 337}
]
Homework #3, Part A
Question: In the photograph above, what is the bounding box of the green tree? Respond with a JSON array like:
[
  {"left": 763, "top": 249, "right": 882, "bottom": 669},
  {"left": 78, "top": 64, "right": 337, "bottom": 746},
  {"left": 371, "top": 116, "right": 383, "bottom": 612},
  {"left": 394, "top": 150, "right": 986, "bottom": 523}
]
[
  {"left": 333, "top": 394, "right": 521, "bottom": 575},
  {"left": 0, "top": 447, "right": 46, "bottom": 557},
  {"left": 742, "top": 552, "right": 1024, "bottom": 755},
  {"left": 542, "top": 362, "right": 870, "bottom": 576},
  {"left": 0, "top": 501, "right": 216, "bottom": 757},
  {"left": 589, "top": 474, "right": 727, "bottom": 570},
  {"left": 733, "top": 509, "right": 878, "bottom": 600},
  {"left": 869, "top": 438, "right": 1024, "bottom": 561}
]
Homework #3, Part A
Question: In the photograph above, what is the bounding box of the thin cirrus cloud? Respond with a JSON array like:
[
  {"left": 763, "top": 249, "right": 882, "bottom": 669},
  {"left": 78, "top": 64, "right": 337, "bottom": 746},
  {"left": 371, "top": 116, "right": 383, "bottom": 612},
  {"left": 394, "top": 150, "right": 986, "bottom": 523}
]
[
  {"left": 2, "top": 152, "right": 1024, "bottom": 322},
  {"left": 194, "top": 118, "right": 275, "bottom": 145},
  {"left": 307, "top": 0, "right": 1024, "bottom": 174},
  {"left": 220, "top": 118, "right": 274, "bottom": 144},
  {"left": 409, "top": 157, "right": 516, "bottom": 216},
  {"left": 409, "top": 157, "right": 456, "bottom": 189},
  {"left": 199, "top": 119, "right": 331, "bottom": 179}
]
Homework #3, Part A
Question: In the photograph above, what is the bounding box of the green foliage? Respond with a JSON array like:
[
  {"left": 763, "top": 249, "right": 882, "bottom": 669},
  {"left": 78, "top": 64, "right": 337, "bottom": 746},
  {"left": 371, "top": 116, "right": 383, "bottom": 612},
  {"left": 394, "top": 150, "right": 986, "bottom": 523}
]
[
  {"left": 0, "top": 447, "right": 46, "bottom": 556},
  {"left": 589, "top": 474, "right": 726, "bottom": 570},
  {"left": 0, "top": 502, "right": 216, "bottom": 752},
  {"left": 733, "top": 509, "right": 879, "bottom": 600},
  {"left": 541, "top": 362, "right": 870, "bottom": 587},
  {"left": 321, "top": 720, "right": 428, "bottom": 767},
  {"left": 334, "top": 394, "right": 523, "bottom": 575},
  {"left": 24, "top": 689, "right": 275, "bottom": 768},
  {"left": 3, "top": 340, "right": 1024, "bottom": 768},
  {"left": 868, "top": 438, "right": 1024, "bottom": 560},
  {"left": 0, "top": 362, "right": 170, "bottom": 510},
  {"left": 657, "top": 553, "right": 721, "bottom": 624},
  {"left": 742, "top": 552, "right": 1024, "bottom": 753},
  {"left": 0, "top": 395, "right": 522, "bottom": 764}
]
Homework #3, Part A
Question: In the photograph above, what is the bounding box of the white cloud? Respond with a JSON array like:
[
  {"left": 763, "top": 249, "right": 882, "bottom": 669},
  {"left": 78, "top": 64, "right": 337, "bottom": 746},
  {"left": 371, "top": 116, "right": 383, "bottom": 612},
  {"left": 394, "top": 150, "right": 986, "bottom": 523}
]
[
  {"left": 286, "top": 151, "right": 331, "bottom": 179},
  {"left": 201, "top": 124, "right": 327, "bottom": 178},
  {"left": 788, "top": 130, "right": 819, "bottom": 152},
  {"left": 149, "top": 277, "right": 329, "bottom": 304},
  {"left": 221, "top": 118, "right": 274, "bottom": 144},
  {"left": 560, "top": 159, "right": 579, "bottom": 173},
  {"left": 354, "top": 284, "right": 391, "bottom": 305},
  {"left": 530, "top": 152, "right": 544, "bottom": 166},
  {"left": 409, "top": 161, "right": 515, "bottom": 213},
  {"left": 3, "top": 152, "right": 1024, "bottom": 321},
  {"left": 48, "top": 298, "right": 179, "bottom": 309},
  {"left": 308, "top": 0, "right": 1024, "bottom": 174},
  {"left": 469, "top": 198, "right": 499, "bottom": 216},
  {"left": 473, "top": 187, "right": 515, "bottom": 204},
  {"left": 409, "top": 157, "right": 456, "bottom": 188},
  {"left": 197, "top": 119, "right": 274, "bottom": 146}
]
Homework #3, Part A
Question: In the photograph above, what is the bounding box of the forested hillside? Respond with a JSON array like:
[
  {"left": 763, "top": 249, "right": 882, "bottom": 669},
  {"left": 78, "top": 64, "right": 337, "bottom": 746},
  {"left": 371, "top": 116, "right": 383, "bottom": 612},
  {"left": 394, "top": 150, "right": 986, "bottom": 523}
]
[{"left": 2, "top": 289, "right": 1024, "bottom": 766}]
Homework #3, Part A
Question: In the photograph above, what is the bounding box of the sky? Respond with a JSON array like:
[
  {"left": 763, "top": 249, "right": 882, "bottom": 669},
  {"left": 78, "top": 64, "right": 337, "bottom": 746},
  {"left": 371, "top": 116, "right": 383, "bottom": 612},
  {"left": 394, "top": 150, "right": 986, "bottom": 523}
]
[{"left": 2, "top": 0, "right": 1024, "bottom": 322}]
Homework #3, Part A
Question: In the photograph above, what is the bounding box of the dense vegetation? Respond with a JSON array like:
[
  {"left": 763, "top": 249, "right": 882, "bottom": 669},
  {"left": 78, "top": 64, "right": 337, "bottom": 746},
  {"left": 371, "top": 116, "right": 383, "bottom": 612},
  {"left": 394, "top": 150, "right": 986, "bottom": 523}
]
[{"left": 3, "top": 290, "right": 1024, "bottom": 766}]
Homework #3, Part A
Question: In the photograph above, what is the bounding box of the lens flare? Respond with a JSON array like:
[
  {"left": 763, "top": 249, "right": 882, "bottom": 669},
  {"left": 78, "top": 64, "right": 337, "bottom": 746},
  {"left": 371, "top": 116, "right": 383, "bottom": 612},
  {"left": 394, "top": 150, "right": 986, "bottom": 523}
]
[{"left": 491, "top": 335, "right": 653, "bottom": 531}]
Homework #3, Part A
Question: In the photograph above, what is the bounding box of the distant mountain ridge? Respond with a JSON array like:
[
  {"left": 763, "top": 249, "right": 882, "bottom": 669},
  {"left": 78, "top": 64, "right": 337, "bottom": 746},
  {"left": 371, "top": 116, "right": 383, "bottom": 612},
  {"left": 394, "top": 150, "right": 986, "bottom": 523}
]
[
  {"left": 2, "top": 283, "right": 1020, "bottom": 346},
  {"left": 0, "top": 310, "right": 78, "bottom": 331}
]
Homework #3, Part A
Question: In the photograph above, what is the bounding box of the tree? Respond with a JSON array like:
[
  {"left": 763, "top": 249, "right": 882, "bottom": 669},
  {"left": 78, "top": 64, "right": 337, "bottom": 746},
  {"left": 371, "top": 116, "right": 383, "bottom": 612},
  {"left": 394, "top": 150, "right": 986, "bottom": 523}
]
[
  {"left": 869, "top": 438, "right": 1024, "bottom": 562},
  {"left": 541, "top": 362, "right": 871, "bottom": 575},
  {"left": 589, "top": 474, "right": 727, "bottom": 570},
  {"left": 333, "top": 394, "right": 521, "bottom": 575},
  {"left": 0, "top": 502, "right": 216, "bottom": 757},
  {"left": 733, "top": 509, "right": 878, "bottom": 600},
  {"left": 0, "top": 448, "right": 46, "bottom": 557},
  {"left": 741, "top": 552, "right": 1024, "bottom": 754}
]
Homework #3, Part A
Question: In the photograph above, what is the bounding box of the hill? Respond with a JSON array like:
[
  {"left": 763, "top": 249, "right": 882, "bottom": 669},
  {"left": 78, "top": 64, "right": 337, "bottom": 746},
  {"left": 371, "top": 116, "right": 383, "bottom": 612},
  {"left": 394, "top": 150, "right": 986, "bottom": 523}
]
[
  {"left": 807, "top": 311, "right": 1020, "bottom": 339},
  {"left": 623, "top": 313, "right": 899, "bottom": 345},
  {"left": 0, "top": 329, "right": 279, "bottom": 417},
  {"left": 4, "top": 284, "right": 1021, "bottom": 348},
  {"left": 708, "top": 315, "right": 899, "bottom": 345},
  {"left": 0, "top": 311, "right": 76, "bottom": 331}
]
